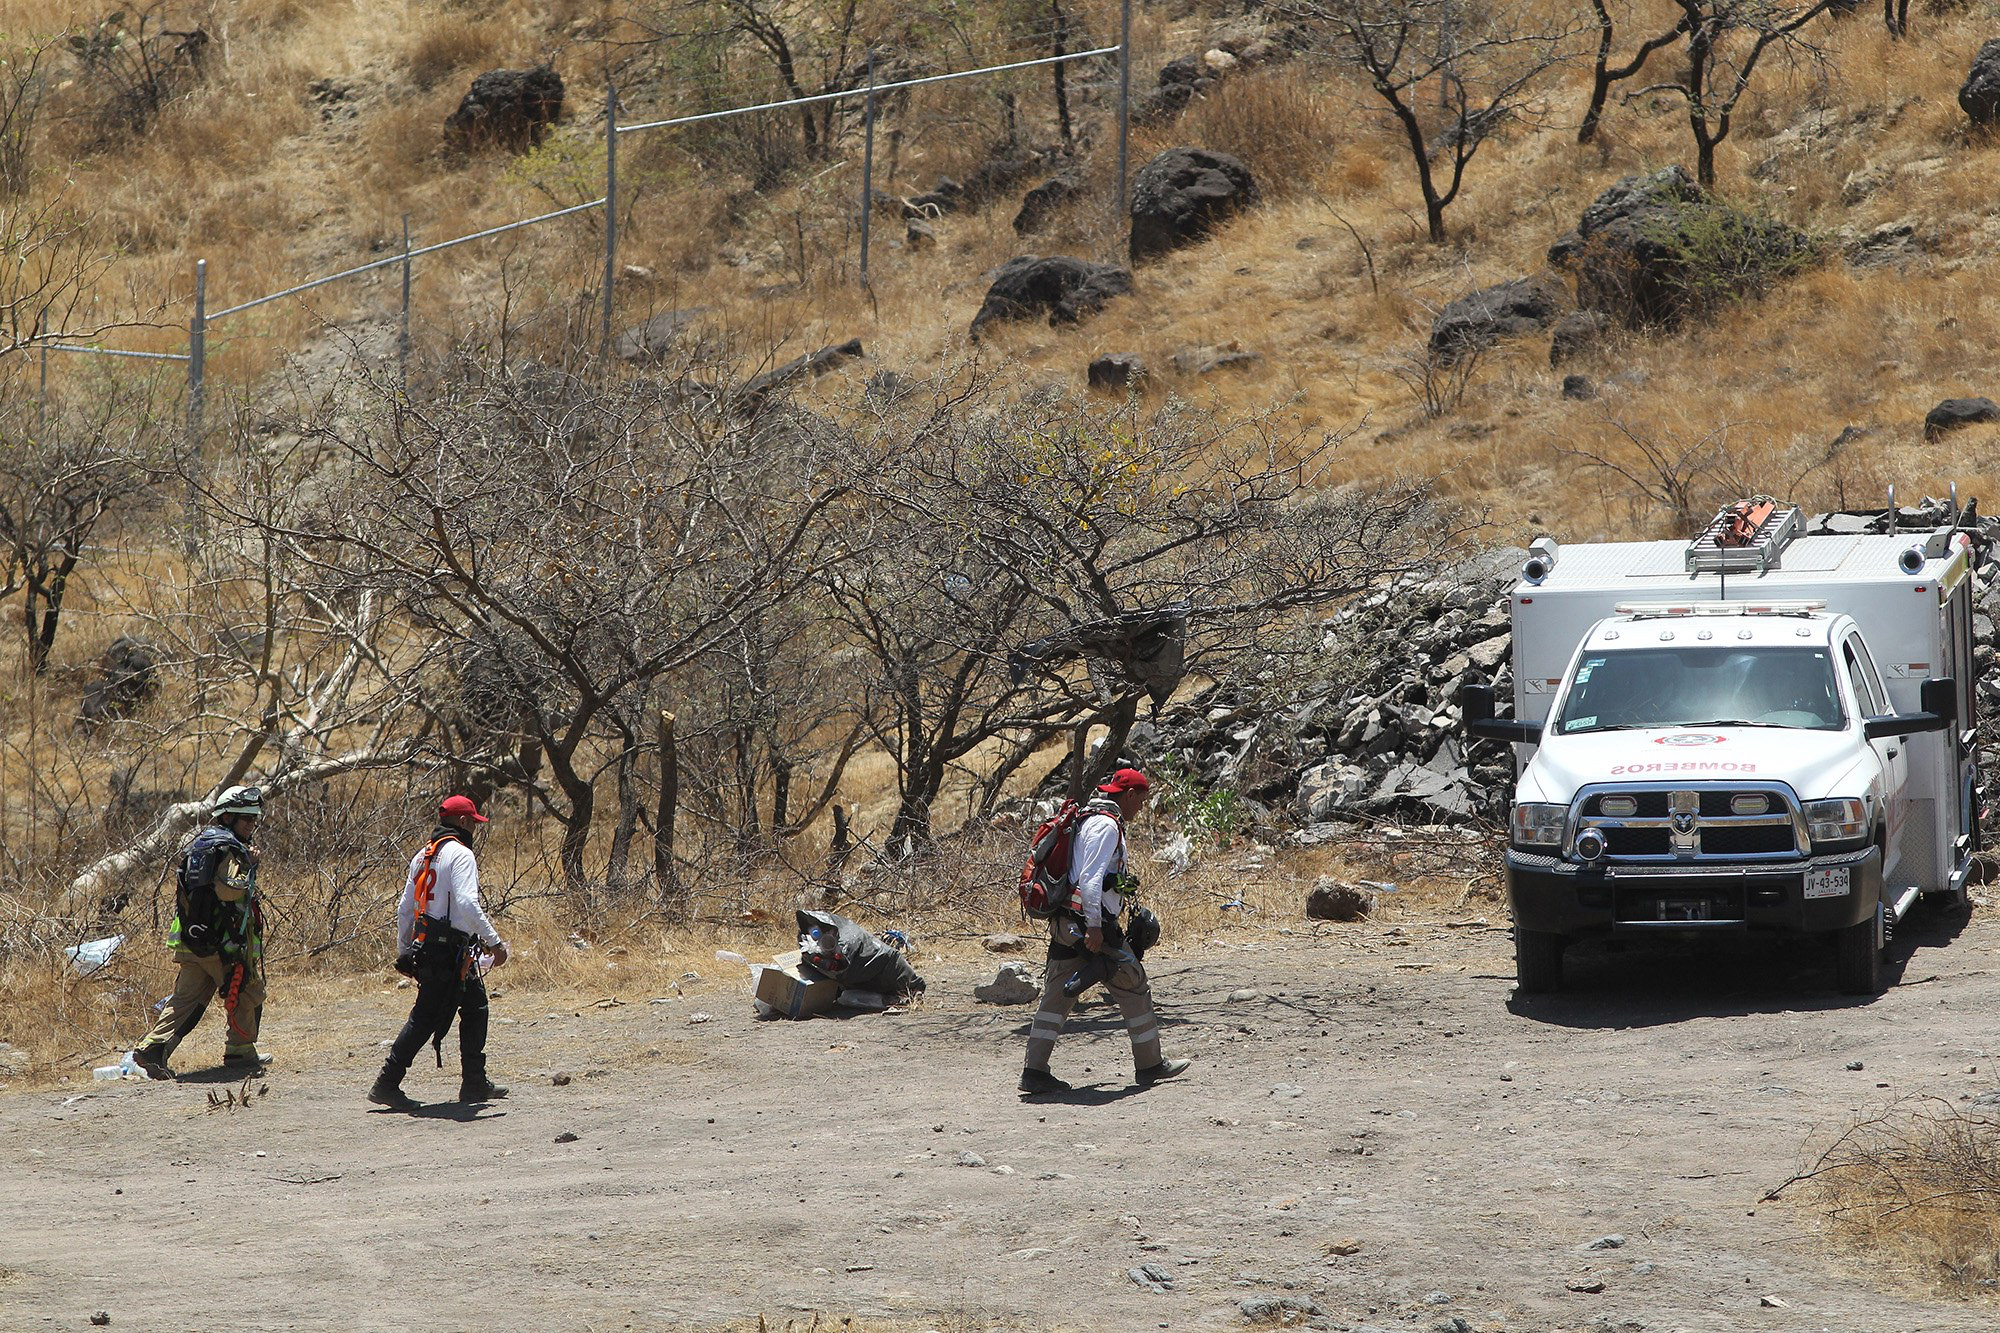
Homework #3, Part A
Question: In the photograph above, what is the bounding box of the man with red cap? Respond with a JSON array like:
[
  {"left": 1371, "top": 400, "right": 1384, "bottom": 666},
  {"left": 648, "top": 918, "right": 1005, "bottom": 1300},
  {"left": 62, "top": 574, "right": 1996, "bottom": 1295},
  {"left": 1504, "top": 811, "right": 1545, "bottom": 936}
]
[
  {"left": 368, "top": 795, "right": 510, "bottom": 1109},
  {"left": 1020, "top": 766, "right": 1191, "bottom": 1094}
]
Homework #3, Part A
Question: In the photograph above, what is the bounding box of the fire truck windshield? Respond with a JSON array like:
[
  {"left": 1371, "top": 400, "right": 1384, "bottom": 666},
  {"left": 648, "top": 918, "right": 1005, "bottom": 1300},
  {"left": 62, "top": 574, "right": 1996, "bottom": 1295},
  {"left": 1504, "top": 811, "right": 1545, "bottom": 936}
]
[{"left": 1554, "top": 646, "right": 1845, "bottom": 735}]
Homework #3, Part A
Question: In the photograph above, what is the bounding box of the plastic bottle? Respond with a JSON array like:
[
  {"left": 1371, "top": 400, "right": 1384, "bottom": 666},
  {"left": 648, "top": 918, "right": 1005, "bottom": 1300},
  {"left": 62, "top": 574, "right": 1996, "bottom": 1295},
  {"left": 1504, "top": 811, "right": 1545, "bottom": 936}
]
[{"left": 93, "top": 1052, "right": 140, "bottom": 1081}]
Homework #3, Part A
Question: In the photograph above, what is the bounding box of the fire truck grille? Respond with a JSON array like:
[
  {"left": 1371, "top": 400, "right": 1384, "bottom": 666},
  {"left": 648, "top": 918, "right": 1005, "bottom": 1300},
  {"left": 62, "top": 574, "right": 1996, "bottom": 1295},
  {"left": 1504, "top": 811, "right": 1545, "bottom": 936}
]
[{"left": 1577, "top": 788, "right": 1802, "bottom": 860}]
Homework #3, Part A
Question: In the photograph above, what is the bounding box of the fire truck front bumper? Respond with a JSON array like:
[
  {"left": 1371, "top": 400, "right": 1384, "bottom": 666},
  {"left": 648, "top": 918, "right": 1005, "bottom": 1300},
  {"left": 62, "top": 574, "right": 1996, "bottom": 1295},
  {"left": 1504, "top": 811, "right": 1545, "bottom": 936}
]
[{"left": 1505, "top": 845, "right": 1882, "bottom": 937}]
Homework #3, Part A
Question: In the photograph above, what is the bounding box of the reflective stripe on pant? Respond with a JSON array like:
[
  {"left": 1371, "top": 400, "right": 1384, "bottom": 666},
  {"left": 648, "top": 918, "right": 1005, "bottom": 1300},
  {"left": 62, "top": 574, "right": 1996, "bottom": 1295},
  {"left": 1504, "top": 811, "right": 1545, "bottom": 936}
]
[
  {"left": 138, "top": 952, "right": 265, "bottom": 1058},
  {"left": 1022, "top": 941, "right": 1163, "bottom": 1075}
]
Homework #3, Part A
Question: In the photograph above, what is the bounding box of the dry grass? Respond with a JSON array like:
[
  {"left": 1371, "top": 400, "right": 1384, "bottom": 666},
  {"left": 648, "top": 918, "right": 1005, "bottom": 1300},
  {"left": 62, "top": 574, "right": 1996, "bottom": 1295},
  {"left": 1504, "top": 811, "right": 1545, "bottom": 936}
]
[{"left": 1772, "top": 1096, "right": 2000, "bottom": 1302}]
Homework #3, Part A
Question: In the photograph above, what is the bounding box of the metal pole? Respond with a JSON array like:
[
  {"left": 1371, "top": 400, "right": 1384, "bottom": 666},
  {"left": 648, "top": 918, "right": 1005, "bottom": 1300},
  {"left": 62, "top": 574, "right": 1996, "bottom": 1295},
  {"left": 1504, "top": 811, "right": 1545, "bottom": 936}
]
[
  {"left": 859, "top": 55, "right": 876, "bottom": 290},
  {"left": 1117, "top": 0, "right": 1132, "bottom": 220},
  {"left": 185, "top": 258, "right": 206, "bottom": 556},
  {"left": 602, "top": 82, "right": 618, "bottom": 358},
  {"left": 399, "top": 214, "right": 413, "bottom": 384}
]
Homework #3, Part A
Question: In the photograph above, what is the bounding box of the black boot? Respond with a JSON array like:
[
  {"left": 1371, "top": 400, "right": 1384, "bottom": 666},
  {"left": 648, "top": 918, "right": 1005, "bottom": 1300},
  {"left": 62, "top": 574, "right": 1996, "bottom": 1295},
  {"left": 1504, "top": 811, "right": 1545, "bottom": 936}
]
[
  {"left": 367, "top": 1061, "right": 418, "bottom": 1110},
  {"left": 459, "top": 1057, "right": 508, "bottom": 1103}
]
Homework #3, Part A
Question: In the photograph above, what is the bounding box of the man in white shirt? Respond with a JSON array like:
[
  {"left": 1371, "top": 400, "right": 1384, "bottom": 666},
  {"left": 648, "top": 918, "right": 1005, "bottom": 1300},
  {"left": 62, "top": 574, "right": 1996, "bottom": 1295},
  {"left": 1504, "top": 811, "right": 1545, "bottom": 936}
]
[
  {"left": 368, "top": 795, "right": 511, "bottom": 1110},
  {"left": 1020, "top": 767, "right": 1192, "bottom": 1095}
]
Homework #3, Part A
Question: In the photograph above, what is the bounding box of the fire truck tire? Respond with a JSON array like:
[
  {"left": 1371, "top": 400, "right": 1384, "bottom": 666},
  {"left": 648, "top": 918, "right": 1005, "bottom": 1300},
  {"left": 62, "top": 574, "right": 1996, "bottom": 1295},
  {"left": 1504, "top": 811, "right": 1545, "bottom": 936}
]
[
  {"left": 1513, "top": 928, "right": 1565, "bottom": 994},
  {"left": 1834, "top": 905, "right": 1883, "bottom": 996}
]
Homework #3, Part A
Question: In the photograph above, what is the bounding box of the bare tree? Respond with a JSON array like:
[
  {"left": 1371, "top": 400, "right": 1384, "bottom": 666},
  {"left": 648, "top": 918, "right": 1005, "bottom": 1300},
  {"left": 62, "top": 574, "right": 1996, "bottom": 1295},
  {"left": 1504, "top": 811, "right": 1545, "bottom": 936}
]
[
  {"left": 640, "top": 0, "right": 873, "bottom": 163},
  {"left": 1555, "top": 415, "right": 1751, "bottom": 530},
  {"left": 0, "top": 187, "right": 154, "bottom": 356},
  {"left": 834, "top": 373, "right": 1468, "bottom": 847},
  {"left": 1638, "top": 0, "right": 1837, "bottom": 186},
  {"left": 0, "top": 36, "right": 56, "bottom": 197},
  {"left": 246, "top": 355, "right": 864, "bottom": 899},
  {"left": 1578, "top": 0, "right": 1689, "bottom": 145},
  {"left": 1278, "top": 0, "right": 1578, "bottom": 243},
  {"left": 0, "top": 366, "right": 171, "bottom": 672}
]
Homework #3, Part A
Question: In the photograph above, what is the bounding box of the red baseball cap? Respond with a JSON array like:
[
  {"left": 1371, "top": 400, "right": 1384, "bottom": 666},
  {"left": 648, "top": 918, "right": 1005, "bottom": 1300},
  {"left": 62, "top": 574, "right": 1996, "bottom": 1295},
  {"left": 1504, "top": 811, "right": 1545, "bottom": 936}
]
[
  {"left": 1096, "top": 767, "right": 1150, "bottom": 794},
  {"left": 440, "top": 794, "right": 489, "bottom": 823}
]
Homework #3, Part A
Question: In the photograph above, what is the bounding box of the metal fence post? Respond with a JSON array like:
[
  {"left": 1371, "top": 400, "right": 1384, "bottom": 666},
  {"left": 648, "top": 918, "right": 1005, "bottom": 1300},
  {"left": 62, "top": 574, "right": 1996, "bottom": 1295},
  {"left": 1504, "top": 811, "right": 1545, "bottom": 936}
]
[
  {"left": 1117, "top": 0, "right": 1132, "bottom": 220},
  {"left": 859, "top": 54, "right": 876, "bottom": 290},
  {"left": 185, "top": 258, "right": 207, "bottom": 556},
  {"left": 602, "top": 82, "right": 618, "bottom": 359},
  {"left": 399, "top": 214, "right": 413, "bottom": 383}
]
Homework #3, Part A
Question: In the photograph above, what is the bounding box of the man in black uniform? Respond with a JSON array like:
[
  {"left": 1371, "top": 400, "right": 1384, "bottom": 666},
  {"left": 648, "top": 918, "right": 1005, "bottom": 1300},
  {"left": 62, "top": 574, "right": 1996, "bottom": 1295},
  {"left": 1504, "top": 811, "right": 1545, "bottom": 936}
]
[{"left": 368, "top": 795, "right": 510, "bottom": 1110}]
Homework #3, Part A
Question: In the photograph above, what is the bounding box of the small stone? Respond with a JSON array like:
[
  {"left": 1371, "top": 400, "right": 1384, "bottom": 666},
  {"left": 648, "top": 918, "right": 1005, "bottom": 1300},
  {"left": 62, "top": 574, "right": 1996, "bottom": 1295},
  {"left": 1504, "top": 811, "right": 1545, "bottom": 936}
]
[
  {"left": 1566, "top": 1277, "right": 1606, "bottom": 1293},
  {"left": 1423, "top": 1289, "right": 1452, "bottom": 1303},
  {"left": 1324, "top": 1238, "right": 1362, "bottom": 1256},
  {"left": 1632, "top": 1261, "right": 1656, "bottom": 1275},
  {"left": 1228, "top": 988, "right": 1260, "bottom": 1002},
  {"left": 982, "top": 933, "right": 1027, "bottom": 953},
  {"left": 551, "top": 1072, "right": 571, "bottom": 1086},
  {"left": 554, "top": 1131, "right": 580, "bottom": 1143},
  {"left": 1846, "top": 1060, "right": 1864, "bottom": 1071},
  {"left": 974, "top": 962, "right": 1039, "bottom": 1005},
  {"left": 688, "top": 1012, "right": 712, "bottom": 1024},
  {"left": 1760, "top": 1295, "right": 1790, "bottom": 1308},
  {"left": 956, "top": 1151, "right": 986, "bottom": 1167},
  {"left": 90, "top": 1316, "right": 110, "bottom": 1328},
  {"left": 844, "top": 1263, "right": 875, "bottom": 1272},
  {"left": 1128, "top": 1262, "right": 1174, "bottom": 1292},
  {"left": 1561, "top": 374, "right": 1596, "bottom": 401},
  {"left": 1238, "top": 1294, "right": 1323, "bottom": 1320},
  {"left": 1585, "top": 1234, "right": 1626, "bottom": 1250},
  {"left": 1270, "top": 1083, "right": 1305, "bottom": 1098},
  {"left": 991, "top": 1164, "right": 1016, "bottom": 1175}
]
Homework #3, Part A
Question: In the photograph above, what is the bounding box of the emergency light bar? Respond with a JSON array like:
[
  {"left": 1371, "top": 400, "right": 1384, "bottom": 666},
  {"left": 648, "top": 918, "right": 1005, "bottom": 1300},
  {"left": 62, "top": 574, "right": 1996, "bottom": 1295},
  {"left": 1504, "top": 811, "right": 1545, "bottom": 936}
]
[{"left": 1613, "top": 600, "right": 1827, "bottom": 618}]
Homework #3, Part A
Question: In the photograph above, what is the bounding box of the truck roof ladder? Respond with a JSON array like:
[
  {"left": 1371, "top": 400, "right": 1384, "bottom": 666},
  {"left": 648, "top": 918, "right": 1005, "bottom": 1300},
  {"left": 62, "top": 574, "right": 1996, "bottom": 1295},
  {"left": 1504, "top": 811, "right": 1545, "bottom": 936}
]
[{"left": 1684, "top": 497, "right": 1802, "bottom": 575}]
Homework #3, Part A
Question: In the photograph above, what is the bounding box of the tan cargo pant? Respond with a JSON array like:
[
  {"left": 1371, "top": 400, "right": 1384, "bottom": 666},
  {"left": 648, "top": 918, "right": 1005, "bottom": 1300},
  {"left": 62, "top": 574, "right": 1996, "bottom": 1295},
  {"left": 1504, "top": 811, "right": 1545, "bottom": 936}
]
[
  {"left": 137, "top": 952, "right": 265, "bottom": 1059},
  {"left": 1022, "top": 917, "right": 1162, "bottom": 1076}
]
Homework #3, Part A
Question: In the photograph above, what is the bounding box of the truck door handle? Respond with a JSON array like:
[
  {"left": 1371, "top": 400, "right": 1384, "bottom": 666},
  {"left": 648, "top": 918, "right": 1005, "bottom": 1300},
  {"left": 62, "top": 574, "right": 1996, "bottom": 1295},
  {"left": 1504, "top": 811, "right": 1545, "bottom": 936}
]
[{"left": 1886, "top": 748, "right": 1899, "bottom": 759}]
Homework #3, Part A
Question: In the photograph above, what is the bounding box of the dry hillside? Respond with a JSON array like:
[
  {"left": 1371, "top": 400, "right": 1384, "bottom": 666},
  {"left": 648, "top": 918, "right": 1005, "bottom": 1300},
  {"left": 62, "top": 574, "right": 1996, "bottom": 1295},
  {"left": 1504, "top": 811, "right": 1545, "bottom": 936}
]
[{"left": 3, "top": 0, "right": 1998, "bottom": 536}]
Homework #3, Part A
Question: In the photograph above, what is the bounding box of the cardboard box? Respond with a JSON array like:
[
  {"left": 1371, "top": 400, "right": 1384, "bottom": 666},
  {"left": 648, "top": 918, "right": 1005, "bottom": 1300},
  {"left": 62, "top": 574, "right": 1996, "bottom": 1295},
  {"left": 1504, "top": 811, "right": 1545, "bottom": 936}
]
[{"left": 753, "top": 962, "right": 838, "bottom": 1019}]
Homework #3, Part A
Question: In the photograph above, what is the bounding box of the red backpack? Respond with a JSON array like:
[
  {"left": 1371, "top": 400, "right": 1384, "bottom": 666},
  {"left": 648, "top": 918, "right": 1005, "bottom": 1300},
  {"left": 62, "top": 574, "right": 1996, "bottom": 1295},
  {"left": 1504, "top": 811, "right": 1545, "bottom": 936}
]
[{"left": 1018, "top": 800, "right": 1119, "bottom": 920}]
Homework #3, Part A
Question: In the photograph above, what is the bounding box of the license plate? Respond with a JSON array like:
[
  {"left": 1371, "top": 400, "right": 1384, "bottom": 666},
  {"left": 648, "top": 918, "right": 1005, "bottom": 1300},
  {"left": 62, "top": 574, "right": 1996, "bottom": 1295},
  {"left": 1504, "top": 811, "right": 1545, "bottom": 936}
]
[
  {"left": 1804, "top": 866, "right": 1851, "bottom": 900},
  {"left": 1659, "top": 899, "right": 1709, "bottom": 921}
]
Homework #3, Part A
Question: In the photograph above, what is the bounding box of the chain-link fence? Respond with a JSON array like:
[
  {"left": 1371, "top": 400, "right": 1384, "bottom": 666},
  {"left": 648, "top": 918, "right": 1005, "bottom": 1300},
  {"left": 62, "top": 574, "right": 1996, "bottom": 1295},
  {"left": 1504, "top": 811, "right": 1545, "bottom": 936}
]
[{"left": 11, "top": 12, "right": 1142, "bottom": 449}]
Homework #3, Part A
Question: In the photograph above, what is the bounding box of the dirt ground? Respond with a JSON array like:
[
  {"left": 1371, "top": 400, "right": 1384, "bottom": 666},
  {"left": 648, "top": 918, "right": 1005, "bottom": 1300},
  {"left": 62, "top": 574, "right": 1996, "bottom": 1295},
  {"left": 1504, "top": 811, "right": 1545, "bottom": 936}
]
[{"left": 5, "top": 901, "right": 2000, "bottom": 1333}]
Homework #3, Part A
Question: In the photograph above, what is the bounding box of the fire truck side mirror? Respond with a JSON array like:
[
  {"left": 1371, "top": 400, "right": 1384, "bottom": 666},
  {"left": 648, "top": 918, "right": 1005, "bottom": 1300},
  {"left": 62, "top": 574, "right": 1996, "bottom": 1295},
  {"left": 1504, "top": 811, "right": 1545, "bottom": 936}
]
[
  {"left": 1864, "top": 682, "right": 1954, "bottom": 739},
  {"left": 1460, "top": 684, "right": 1543, "bottom": 744}
]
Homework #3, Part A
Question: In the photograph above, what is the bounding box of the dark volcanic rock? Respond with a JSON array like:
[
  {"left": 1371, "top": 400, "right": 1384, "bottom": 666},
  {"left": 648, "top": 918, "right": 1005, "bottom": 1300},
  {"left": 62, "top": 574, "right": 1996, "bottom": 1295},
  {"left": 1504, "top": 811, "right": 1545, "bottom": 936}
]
[
  {"left": 1925, "top": 397, "right": 2000, "bottom": 439},
  {"left": 1429, "top": 277, "right": 1566, "bottom": 362},
  {"left": 970, "top": 256, "right": 1132, "bottom": 338},
  {"left": 1129, "top": 148, "right": 1259, "bottom": 263},
  {"left": 1014, "top": 174, "right": 1084, "bottom": 236},
  {"left": 444, "top": 67, "right": 563, "bottom": 153},
  {"left": 1088, "top": 354, "right": 1147, "bottom": 390},
  {"left": 1961, "top": 39, "right": 2000, "bottom": 126},
  {"left": 79, "top": 636, "right": 160, "bottom": 726},
  {"left": 736, "top": 339, "right": 864, "bottom": 408},
  {"left": 1547, "top": 166, "right": 1809, "bottom": 326}
]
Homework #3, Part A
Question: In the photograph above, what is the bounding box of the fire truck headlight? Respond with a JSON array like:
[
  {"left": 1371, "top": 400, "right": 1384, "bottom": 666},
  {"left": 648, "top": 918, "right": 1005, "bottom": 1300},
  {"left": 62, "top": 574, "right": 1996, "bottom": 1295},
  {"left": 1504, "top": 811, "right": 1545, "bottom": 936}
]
[
  {"left": 1804, "top": 797, "right": 1868, "bottom": 848},
  {"left": 1511, "top": 803, "right": 1567, "bottom": 849}
]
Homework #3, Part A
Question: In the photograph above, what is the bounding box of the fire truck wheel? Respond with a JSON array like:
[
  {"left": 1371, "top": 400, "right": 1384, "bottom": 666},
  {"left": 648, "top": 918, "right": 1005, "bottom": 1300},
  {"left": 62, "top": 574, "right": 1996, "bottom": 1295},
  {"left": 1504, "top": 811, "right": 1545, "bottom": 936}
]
[
  {"left": 1834, "top": 906, "right": 1883, "bottom": 996},
  {"left": 1513, "top": 928, "right": 1565, "bottom": 994}
]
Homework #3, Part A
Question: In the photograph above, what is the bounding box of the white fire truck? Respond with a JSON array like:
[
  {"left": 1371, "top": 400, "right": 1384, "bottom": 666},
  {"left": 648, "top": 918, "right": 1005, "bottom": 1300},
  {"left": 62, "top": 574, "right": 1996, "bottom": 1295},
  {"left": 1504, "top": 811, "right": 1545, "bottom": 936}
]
[{"left": 1462, "top": 498, "right": 1981, "bottom": 994}]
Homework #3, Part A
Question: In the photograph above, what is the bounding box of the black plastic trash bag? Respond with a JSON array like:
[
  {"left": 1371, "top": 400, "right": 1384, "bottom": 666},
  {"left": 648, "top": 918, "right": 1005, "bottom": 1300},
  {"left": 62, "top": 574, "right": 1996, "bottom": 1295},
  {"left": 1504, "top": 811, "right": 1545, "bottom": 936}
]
[{"left": 795, "top": 910, "right": 925, "bottom": 1000}]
